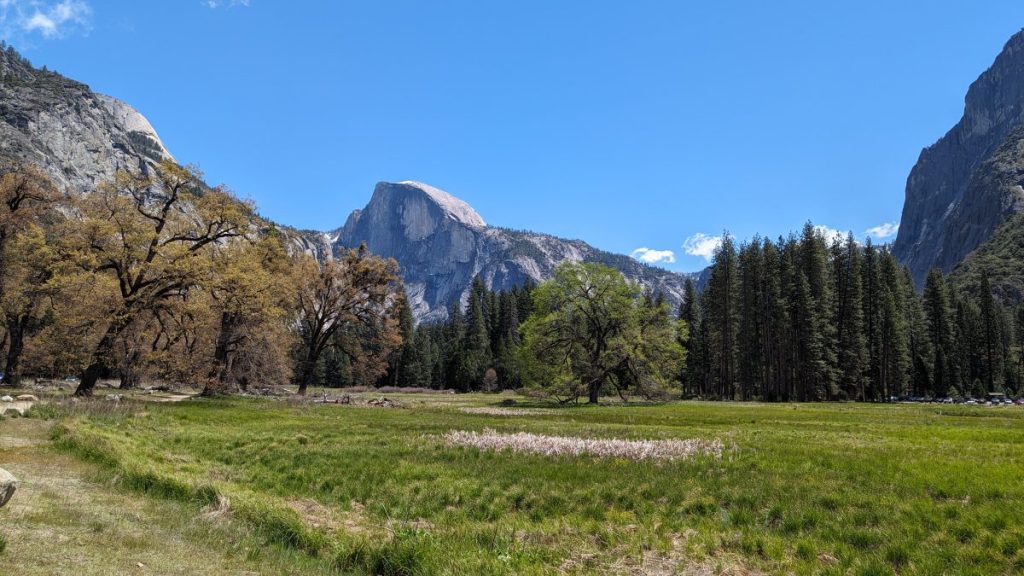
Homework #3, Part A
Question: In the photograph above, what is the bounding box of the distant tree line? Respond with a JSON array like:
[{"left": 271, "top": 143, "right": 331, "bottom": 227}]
[
  {"left": 377, "top": 223, "right": 1023, "bottom": 402},
  {"left": 2, "top": 160, "right": 1020, "bottom": 403},
  {"left": 368, "top": 278, "right": 535, "bottom": 392},
  {"left": 682, "top": 224, "right": 1024, "bottom": 401}
]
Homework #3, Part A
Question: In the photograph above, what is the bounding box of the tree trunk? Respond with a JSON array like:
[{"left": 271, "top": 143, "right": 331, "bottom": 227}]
[
  {"left": 2, "top": 317, "right": 24, "bottom": 387},
  {"left": 588, "top": 381, "right": 600, "bottom": 404},
  {"left": 119, "top": 348, "right": 142, "bottom": 389},
  {"left": 76, "top": 322, "right": 124, "bottom": 397},
  {"left": 296, "top": 358, "right": 316, "bottom": 396},
  {"left": 212, "top": 312, "right": 239, "bottom": 384},
  {"left": 119, "top": 368, "right": 141, "bottom": 389},
  {"left": 76, "top": 362, "right": 104, "bottom": 397}
]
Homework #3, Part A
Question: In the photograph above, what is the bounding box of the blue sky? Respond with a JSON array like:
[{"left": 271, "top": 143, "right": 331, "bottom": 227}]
[{"left": 3, "top": 1, "right": 1023, "bottom": 272}]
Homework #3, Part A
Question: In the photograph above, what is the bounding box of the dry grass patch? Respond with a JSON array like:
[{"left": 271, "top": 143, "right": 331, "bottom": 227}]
[
  {"left": 444, "top": 428, "right": 725, "bottom": 461},
  {"left": 459, "top": 407, "right": 554, "bottom": 416}
]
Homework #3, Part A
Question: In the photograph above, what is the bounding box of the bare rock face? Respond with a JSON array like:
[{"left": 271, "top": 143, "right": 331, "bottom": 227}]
[
  {"left": 0, "top": 46, "right": 171, "bottom": 193},
  {"left": 336, "top": 181, "right": 697, "bottom": 323},
  {"left": 893, "top": 30, "right": 1024, "bottom": 285},
  {"left": 0, "top": 467, "right": 16, "bottom": 508}
]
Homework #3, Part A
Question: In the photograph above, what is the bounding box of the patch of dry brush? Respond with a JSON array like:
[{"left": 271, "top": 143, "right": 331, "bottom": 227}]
[
  {"left": 459, "top": 407, "right": 553, "bottom": 416},
  {"left": 444, "top": 428, "right": 724, "bottom": 461}
]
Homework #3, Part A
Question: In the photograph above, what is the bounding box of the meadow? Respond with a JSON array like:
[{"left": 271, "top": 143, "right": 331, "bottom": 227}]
[{"left": 18, "top": 393, "right": 1024, "bottom": 575}]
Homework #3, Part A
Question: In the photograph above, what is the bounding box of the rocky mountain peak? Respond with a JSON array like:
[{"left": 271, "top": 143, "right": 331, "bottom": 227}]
[
  {"left": 374, "top": 181, "right": 486, "bottom": 229},
  {"left": 0, "top": 44, "right": 170, "bottom": 193},
  {"left": 335, "top": 180, "right": 696, "bottom": 323},
  {"left": 95, "top": 94, "right": 172, "bottom": 162},
  {"left": 893, "top": 28, "right": 1024, "bottom": 285}
]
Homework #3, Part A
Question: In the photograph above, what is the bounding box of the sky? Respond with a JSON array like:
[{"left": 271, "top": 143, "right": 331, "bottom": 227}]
[{"left": 2, "top": 1, "right": 1024, "bottom": 272}]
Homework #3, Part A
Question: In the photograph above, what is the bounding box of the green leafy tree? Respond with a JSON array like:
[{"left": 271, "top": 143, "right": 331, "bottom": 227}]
[{"left": 519, "top": 262, "right": 683, "bottom": 403}]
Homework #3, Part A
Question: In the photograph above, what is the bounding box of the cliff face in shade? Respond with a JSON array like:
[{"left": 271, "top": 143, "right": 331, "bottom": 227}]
[
  {"left": 893, "top": 30, "right": 1024, "bottom": 285},
  {"left": 335, "top": 181, "right": 701, "bottom": 323}
]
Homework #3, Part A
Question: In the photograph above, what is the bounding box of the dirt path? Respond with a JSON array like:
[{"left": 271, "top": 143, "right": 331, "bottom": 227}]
[{"left": 0, "top": 418, "right": 321, "bottom": 576}]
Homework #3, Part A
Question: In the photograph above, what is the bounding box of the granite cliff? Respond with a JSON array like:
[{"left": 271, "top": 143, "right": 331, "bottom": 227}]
[
  {"left": 893, "top": 30, "right": 1024, "bottom": 285},
  {"left": 333, "top": 181, "right": 697, "bottom": 323},
  {"left": 0, "top": 45, "right": 170, "bottom": 190}
]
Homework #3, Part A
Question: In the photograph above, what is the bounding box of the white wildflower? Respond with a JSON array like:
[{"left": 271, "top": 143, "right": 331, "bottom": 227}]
[
  {"left": 443, "top": 429, "right": 724, "bottom": 461},
  {"left": 459, "top": 407, "right": 554, "bottom": 416}
]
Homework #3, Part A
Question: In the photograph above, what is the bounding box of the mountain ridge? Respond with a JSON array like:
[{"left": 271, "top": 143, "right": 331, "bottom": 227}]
[
  {"left": 333, "top": 180, "right": 700, "bottom": 322},
  {"left": 0, "top": 45, "right": 701, "bottom": 323},
  {"left": 893, "top": 29, "right": 1024, "bottom": 286},
  {"left": 0, "top": 45, "right": 171, "bottom": 192}
]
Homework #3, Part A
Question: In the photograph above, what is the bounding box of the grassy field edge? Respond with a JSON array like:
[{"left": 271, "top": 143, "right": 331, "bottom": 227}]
[{"left": 50, "top": 417, "right": 434, "bottom": 576}]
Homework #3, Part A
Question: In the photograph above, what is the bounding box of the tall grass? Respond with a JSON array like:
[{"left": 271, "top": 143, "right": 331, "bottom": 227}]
[{"left": 47, "top": 396, "right": 1024, "bottom": 575}]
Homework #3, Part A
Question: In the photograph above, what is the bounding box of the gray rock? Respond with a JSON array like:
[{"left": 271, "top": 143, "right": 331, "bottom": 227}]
[
  {"left": 0, "top": 396, "right": 12, "bottom": 402},
  {"left": 893, "top": 30, "right": 1024, "bottom": 285},
  {"left": 335, "top": 181, "right": 704, "bottom": 323},
  {"left": 0, "top": 467, "right": 16, "bottom": 508},
  {"left": 0, "top": 47, "right": 171, "bottom": 195}
]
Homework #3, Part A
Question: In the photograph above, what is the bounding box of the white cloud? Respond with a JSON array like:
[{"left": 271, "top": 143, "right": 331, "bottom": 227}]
[
  {"left": 866, "top": 222, "right": 899, "bottom": 240},
  {"left": 631, "top": 247, "right": 676, "bottom": 265},
  {"left": 813, "top": 225, "right": 848, "bottom": 246},
  {"left": 0, "top": 0, "right": 90, "bottom": 40},
  {"left": 204, "top": 0, "right": 250, "bottom": 7},
  {"left": 682, "top": 233, "right": 723, "bottom": 262},
  {"left": 23, "top": 12, "right": 55, "bottom": 36}
]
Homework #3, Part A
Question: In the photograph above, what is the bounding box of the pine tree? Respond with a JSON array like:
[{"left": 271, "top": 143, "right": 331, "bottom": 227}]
[
  {"left": 458, "top": 277, "right": 493, "bottom": 389},
  {"left": 923, "top": 268, "right": 955, "bottom": 397},
  {"left": 705, "top": 233, "right": 739, "bottom": 399},
  {"left": 978, "top": 271, "right": 1003, "bottom": 393},
  {"left": 902, "top": 268, "right": 932, "bottom": 398},
  {"left": 862, "top": 239, "right": 883, "bottom": 398},
  {"left": 678, "top": 278, "right": 698, "bottom": 396},
  {"left": 1015, "top": 305, "right": 1024, "bottom": 394},
  {"left": 494, "top": 291, "right": 523, "bottom": 389},
  {"left": 382, "top": 290, "right": 416, "bottom": 386},
  {"left": 443, "top": 304, "right": 467, "bottom": 390},
  {"left": 737, "top": 240, "right": 765, "bottom": 400},
  {"left": 833, "top": 233, "right": 867, "bottom": 399},
  {"left": 797, "top": 223, "right": 837, "bottom": 400}
]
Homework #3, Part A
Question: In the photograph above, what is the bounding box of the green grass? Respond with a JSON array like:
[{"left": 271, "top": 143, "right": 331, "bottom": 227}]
[
  {"left": 0, "top": 417, "right": 339, "bottom": 575},
  {"left": 47, "top": 395, "right": 1024, "bottom": 575}
]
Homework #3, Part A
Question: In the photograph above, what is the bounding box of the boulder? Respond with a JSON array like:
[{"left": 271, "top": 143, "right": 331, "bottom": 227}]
[
  {"left": 0, "top": 468, "right": 17, "bottom": 508},
  {"left": 0, "top": 395, "right": 12, "bottom": 402}
]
